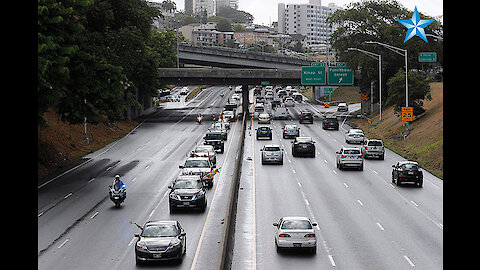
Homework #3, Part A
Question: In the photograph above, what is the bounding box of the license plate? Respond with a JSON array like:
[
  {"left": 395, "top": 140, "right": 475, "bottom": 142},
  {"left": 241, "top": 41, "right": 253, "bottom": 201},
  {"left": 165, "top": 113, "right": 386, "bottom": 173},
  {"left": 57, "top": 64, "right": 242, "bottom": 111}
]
[
  {"left": 114, "top": 196, "right": 119, "bottom": 199},
  {"left": 302, "top": 145, "right": 307, "bottom": 149},
  {"left": 183, "top": 202, "right": 190, "bottom": 206},
  {"left": 408, "top": 172, "right": 414, "bottom": 175},
  {"left": 153, "top": 254, "right": 162, "bottom": 258},
  {"left": 293, "top": 243, "right": 302, "bottom": 247}
]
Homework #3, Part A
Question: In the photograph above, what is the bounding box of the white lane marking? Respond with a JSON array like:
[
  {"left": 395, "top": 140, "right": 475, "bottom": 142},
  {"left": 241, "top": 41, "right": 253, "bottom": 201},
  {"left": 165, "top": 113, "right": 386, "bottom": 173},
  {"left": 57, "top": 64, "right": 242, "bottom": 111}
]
[
  {"left": 292, "top": 169, "right": 296, "bottom": 174},
  {"left": 357, "top": 200, "right": 364, "bottom": 206},
  {"left": 305, "top": 199, "right": 310, "bottom": 205},
  {"left": 58, "top": 239, "right": 69, "bottom": 249},
  {"left": 404, "top": 255, "right": 415, "bottom": 267},
  {"left": 298, "top": 182, "right": 302, "bottom": 187},
  {"left": 89, "top": 178, "right": 95, "bottom": 183},
  {"left": 131, "top": 177, "right": 137, "bottom": 182},
  {"left": 128, "top": 237, "right": 136, "bottom": 247},
  {"left": 38, "top": 212, "right": 44, "bottom": 217},
  {"left": 343, "top": 183, "right": 348, "bottom": 188},
  {"left": 90, "top": 211, "right": 99, "bottom": 219},
  {"left": 332, "top": 170, "right": 337, "bottom": 174},
  {"left": 376, "top": 222, "right": 385, "bottom": 231},
  {"left": 410, "top": 200, "right": 419, "bottom": 207},
  {"left": 328, "top": 255, "right": 336, "bottom": 267},
  {"left": 372, "top": 170, "right": 378, "bottom": 174},
  {"left": 64, "top": 193, "right": 72, "bottom": 199}
]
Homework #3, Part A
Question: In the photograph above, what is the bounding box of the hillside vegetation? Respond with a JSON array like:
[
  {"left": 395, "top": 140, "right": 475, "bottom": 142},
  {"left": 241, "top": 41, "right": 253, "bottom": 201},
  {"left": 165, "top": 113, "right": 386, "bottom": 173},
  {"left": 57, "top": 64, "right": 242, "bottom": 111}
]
[{"left": 352, "top": 82, "right": 443, "bottom": 179}]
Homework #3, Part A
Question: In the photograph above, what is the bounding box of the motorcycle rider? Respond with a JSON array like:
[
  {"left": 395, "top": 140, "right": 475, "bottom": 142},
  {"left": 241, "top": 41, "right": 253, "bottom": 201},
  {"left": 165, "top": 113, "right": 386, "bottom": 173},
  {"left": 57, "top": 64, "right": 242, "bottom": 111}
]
[
  {"left": 220, "top": 90, "right": 225, "bottom": 97},
  {"left": 112, "top": 175, "right": 125, "bottom": 191},
  {"left": 197, "top": 113, "right": 203, "bottom": 124}
]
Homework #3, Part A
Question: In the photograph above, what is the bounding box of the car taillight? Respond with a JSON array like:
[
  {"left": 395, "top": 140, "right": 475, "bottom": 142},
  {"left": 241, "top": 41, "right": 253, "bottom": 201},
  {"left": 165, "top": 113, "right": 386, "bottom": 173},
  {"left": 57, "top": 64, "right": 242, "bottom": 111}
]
[
  {"left": 364, "top": 147, "right": 368, "bottom": 150},
  {"left": 304, "top": 234, "right": 315, "bottom": 238},
  {"left": 359, "top": 155, "right": 363, "bottom": 159},
  {"left": 382, "top": 147, "right": 384, "bottom": 151},
  {"left": 279, "top": 234, "right": 291, "bottom": 238},
  {"left": 341, "top": 155, "right": 346, "bottom": 159}
]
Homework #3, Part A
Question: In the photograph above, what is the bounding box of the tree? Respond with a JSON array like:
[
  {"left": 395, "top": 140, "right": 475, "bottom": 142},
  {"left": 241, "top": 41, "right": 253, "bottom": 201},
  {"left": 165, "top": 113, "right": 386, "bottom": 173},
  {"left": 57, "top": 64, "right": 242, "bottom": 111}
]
[
  {"left": 386, "top": 69, "right": 431, "bottom": 117},
  {"left": 329, "top": 0, "right": 443, "bottom": 105},
  {"left": 211, "top": 16, "right": 233, "bottom": 32},
  {"left": 216, "top": 6, "right": 253, "bottom": 23}
]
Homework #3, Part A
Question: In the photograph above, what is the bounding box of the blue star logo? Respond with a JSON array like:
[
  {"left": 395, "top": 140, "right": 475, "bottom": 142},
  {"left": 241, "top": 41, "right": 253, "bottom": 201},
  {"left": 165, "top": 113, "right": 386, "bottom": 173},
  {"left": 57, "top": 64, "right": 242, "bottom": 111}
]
[{"left": 398, "top": 6, "right": 435, "bottom": 43}]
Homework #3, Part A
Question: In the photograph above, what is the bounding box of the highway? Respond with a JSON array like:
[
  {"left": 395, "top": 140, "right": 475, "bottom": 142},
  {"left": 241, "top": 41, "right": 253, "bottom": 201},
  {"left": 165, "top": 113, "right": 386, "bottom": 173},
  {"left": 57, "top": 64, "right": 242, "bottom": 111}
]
[
  {"left": 38, "top": 85, "right": 244, "bottom": 270},
  {"left": 231, "top": 90, "right": 443, "bottom": 269},
  {"left": 37, "top": 86, "right": 443, "bottom": 270}
]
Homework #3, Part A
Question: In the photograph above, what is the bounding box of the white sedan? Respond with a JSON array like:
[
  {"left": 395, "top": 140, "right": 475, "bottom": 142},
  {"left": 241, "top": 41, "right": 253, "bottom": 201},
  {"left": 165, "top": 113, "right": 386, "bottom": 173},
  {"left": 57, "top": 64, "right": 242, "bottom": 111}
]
[
  {"left": 345, "top": 129, "right": 366, "bottom": 144},
  {"left": 273, "top": 216, "right": 317, "bottom": 254},
  {"left": 258, "top": 113, "right": 271, "bottom": 124}
]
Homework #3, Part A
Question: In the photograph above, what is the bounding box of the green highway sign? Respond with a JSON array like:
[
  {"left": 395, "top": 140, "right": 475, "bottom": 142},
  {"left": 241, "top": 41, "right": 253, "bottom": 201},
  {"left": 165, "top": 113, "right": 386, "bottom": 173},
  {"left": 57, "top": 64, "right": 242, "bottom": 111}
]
[
  {"left": 311, "top": 62, "right": 327, "bottom": 67},
  {"left": 419, "top": 52, "right": 437, "bottom": 62},
  {"left": 301, "top": 66, "right": 326, "bottom": 85},
  {"left": 261, "top": 81, "right": 270, "bottom": 85},
  {"left": 323, "top": 86, "right": 337, "bottom": 95},
  {"left": 327, "top": 66, "right": 354, "bottom": 85}
]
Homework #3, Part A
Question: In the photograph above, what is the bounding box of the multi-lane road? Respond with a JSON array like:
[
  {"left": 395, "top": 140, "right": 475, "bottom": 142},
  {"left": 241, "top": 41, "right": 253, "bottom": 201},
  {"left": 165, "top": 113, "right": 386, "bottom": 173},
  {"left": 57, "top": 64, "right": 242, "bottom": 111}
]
[{"left": 38, "top": 85, "right": 443, "bottom": 269}]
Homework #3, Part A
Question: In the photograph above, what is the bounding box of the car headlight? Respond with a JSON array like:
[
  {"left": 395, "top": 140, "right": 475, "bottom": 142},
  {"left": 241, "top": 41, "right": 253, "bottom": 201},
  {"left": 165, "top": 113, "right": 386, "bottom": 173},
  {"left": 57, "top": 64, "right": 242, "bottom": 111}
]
[
  {"left": 169, "top": 193, "right": 180, "bottom": 200},
  {"left": 193, "top": 190, "right": 205, "bottom": 200},
  {"left": 165, "top": 240, "right": 182, "bottom": 251},
  {"left": 136, "top": 241, "right": 148, "bottom": 251}
]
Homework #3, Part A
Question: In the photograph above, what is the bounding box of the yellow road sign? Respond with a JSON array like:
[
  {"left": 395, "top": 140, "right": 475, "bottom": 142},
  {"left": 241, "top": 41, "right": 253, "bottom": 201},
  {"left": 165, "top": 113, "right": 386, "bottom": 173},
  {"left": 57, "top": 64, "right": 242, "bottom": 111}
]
[
  {"left": 361, "top": 92, "right": 369, "bottom": 101},
  {"left": 401, "top": 107, "right": 413, "bottom": 121}
]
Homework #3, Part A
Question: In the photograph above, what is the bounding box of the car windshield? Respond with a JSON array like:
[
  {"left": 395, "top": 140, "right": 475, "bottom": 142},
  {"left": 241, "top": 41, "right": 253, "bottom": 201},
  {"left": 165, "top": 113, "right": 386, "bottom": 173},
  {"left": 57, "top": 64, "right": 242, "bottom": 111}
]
[
  {"left": 195, "top": 147, "right": 210, "bottom": 153},
  {"left": 368, "top": 141, "right": 383, "bottom": 146},
  {"left": 264, "top": 146, "right": 280, "bottom": 151},
  {"left": 173, "top": 180, "right": 202, "bottom": 189},
  {"left": 259, "top": 127, "right": 270, "bottom": 131},
  {"left": 402, "top": 164, "right": 419, "bottom": 170},
  {"left": 350, "top": 130, "right": 364, "bottom": 134},
  {"left": 344, "top": 149, "right": 360, "bottom": 154},
  {"left": 184, "top": 159, "right": 210, "bottom": 168},
  {"left": 205, "top": 134, "right": 222, "bottom": 140},
  {"left": 142, "top": 224, "right": 178, "bottom": 237},
  {"left": 281, "top": 220, "right": 312, "bottom": 229}
]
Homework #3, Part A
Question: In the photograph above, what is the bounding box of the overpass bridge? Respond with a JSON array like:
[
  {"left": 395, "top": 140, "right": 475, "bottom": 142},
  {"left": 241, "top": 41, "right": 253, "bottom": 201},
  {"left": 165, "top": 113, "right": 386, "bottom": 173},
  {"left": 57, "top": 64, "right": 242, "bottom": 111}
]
[{"left": 178, "top": 43, "right": 311, "bottom": 70}]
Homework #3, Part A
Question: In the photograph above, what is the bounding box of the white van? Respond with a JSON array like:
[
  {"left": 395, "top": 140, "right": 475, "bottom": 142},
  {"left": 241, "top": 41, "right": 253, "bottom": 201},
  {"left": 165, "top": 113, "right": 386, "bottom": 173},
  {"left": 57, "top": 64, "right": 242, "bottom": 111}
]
[
  {"left": 273, "top": 105, "right": 289, "bottom": 120},
  {"left": 337, "top": 103, "right": 348, "bottom": 112}
]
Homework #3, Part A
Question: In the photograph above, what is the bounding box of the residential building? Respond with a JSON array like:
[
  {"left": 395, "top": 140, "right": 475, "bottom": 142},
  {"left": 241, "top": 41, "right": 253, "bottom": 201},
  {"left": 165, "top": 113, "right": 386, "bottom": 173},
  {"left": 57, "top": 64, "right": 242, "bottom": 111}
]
[
  {"left": 193, "top": 0, "right": 216, "bottom": 17},
  {"left": 217, "top": 0, "right": 239, "bottom": 10},
  {"left": 277, "top": 0, "right": 341, "bottom": 52}
]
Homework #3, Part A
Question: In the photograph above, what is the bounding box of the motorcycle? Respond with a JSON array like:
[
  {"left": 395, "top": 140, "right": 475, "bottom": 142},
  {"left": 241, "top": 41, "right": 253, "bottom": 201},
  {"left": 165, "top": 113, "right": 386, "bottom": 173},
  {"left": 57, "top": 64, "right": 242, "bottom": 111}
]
[
  {"left": 196, "top": 116, "right": 203, "bottom": 124},
  {"left": 220, "top": 92, "right": 225, "bottom": 98},
  {"left": 109, "top": 183, "right": 126, "bottom": 208}
]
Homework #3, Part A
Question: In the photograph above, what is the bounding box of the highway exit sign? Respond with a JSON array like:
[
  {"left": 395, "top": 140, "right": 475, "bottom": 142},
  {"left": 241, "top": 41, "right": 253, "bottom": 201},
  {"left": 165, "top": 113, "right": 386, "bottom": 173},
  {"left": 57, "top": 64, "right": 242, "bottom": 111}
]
[
  {"left": 301, "top": 66, "right": 326, "bottom": 85},
  {"left": 418, "top": 52, "right": 437, "bottom": 62},
  {"left": 327, "top": 66, "right": 354, "bottom": 85}
]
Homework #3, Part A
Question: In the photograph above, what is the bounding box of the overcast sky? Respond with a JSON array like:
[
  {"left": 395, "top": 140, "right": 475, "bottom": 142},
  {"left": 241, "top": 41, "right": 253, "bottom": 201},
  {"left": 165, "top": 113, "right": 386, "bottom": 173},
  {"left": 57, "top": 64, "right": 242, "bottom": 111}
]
[{"left": 155, "top": 0, "right": 443, "bottom": 26}]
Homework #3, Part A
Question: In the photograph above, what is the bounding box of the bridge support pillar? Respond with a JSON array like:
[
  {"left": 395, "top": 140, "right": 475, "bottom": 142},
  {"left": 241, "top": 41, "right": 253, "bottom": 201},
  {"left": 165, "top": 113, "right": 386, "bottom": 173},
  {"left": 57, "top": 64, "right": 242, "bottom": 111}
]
[{"left": 242, "top": 85, "right": 249, "bottom": 117}]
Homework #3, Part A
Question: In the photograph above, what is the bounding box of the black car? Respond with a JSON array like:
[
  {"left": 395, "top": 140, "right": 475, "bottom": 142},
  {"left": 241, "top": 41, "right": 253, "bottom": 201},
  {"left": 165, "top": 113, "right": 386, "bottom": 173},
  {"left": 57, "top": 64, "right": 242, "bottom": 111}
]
[
  {"left": 256, "top": 126, "right": 272, "bottom": 140},
  {"left": 322, "top": 116, "right": 339, "bottom": 130},
  {"left": 168, "top": 175, "right": 207, "bottom": 212},
  {"left": 204, "top": 131, "right": 225, "bottom": 153},
  {"left": 391, "top": 161, "right": 423, "bottom": 187},
  {"left": 291, "top": 136, "right": 316, "bottom": 157},
  {"left": 134, "top": 220, "right": 186, "bottom": 265},
  {"left": 299, "top": 111, "right": 313, "bottom": 124}
]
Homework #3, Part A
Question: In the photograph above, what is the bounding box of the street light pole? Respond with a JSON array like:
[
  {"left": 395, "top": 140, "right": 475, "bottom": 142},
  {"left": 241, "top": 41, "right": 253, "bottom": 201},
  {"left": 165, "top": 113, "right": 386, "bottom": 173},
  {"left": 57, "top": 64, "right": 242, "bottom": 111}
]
[
  {"left": 365, "top": 41, "right": 408, "bottom": 107},
  {"left": 347, "top": 47, "right": 382, "bottom": 121}
]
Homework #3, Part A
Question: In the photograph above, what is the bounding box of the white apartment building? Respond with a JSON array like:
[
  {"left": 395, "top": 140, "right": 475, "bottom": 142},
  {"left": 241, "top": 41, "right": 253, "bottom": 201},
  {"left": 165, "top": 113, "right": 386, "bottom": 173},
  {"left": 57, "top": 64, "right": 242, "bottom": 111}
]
[
  {"left": 277, "top": 0, "right": 341, "bottom": 52},
  {"left": 193, "top": 0, "right": 216, "bottom": 17},
  {"left": 216, "top": 0, "right": 239, "bottom": 10}
]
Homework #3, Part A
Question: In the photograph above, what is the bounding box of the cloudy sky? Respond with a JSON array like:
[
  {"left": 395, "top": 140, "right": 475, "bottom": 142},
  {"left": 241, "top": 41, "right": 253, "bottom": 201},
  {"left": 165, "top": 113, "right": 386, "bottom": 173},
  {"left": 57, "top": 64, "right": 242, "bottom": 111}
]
[{"left": 156, "top": 0, "right": 443, "bottom": 26}]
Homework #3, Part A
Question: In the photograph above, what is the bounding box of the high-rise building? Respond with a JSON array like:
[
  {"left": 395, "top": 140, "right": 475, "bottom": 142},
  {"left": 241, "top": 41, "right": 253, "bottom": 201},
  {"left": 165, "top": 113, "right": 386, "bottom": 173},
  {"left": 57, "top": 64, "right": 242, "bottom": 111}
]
[
  {"left": 185, "top": 0, "right": 193, "bottom": 14},
  {"left": 277, "top": 0, "right": 340, "bottom": 52},
  {"left": 217, "top": 0, "right": 239, "bottom": 10},
  {"left": 193, "top": 0, "right": 216, "bottom": 17}
]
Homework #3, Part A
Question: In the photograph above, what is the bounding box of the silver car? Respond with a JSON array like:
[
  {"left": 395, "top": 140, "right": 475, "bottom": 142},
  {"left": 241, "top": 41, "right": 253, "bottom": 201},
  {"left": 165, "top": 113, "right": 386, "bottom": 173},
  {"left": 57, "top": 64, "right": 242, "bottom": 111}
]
[
  {"left": 260, "top": 145, "right": 283, "bottom": 165},
  {"left": 336, "top": 147, "right": 364, "bottom": 170},
  {"left": 283, "top": 124, "right": 300, "bottom": 138},
  {"left": 209, "top": 122, "right": 228, "bottom": 140},
  {"left": 362, "top": 139, "right": 385, "bottom": 160},
  {"left": 345, "top": 129, "right": 366, "bottom": 144},
  {"left": 191, "top": 145, "right": 217, "bottom": 167},
  {"left": 273, "top": 216, "right": 317, "bottom": 254}
]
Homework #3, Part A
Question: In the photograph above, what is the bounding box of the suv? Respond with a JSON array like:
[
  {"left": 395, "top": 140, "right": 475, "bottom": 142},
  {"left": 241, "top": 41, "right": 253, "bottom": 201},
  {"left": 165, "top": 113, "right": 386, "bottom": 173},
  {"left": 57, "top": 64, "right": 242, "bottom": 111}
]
[
  {"left": 322, "top": 116, "right": 339, "bottom": 130},
  {"left": 283, "top": 125, "right": 300, "bottom": 138},
  {"left": 362, "top": 139, "right": 385, "bottom": 160},
  {"left": 336, "top": 147, "right": 364, "bottom": 171},
  {"left": 258, "top": 113, "right": 271, "bottom": 124},
  {"left": 261, "top": 145, "right": 284, "bottom": 165},
  {"left": 299, "top": 111, "right": 313, "bottom": 124},
  {"left": 256, "top": 126, "right": 272, "bottom": 140},
  {"left": 209, "top": 122, "right": 228, "bottom": 140},
  {"left": 179, "top": 157, "right": 214, "bottom": 188},
  {"left": 392, "top": 161, "right": 423, "bottom": 187},
  {"left": 291, "top": 137, "right": 316, "bottom": 157},
  {"left": 168, "top": 175, "right": 207, "bottom": 212},
  {"left": 191, "top": 145, "right": 216, "bottom": 167},
  {"left": 203, "top": 131, "right": 225, "bottom": 153}
]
